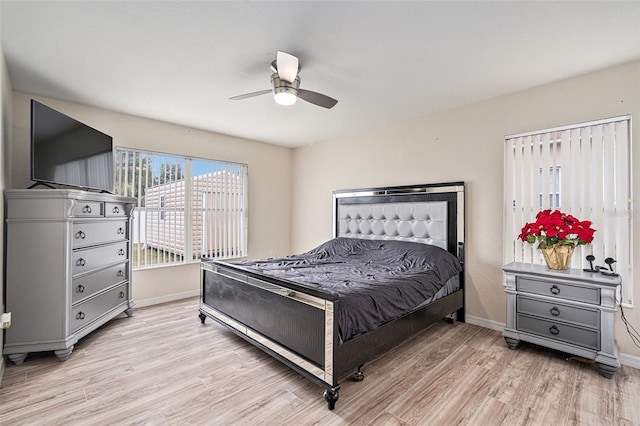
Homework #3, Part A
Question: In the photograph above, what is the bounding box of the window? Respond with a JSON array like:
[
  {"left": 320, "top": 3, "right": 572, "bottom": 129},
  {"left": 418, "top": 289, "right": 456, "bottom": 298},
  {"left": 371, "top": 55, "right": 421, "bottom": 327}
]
[
  {"left": 114, "top": 148, "right": 248, "bottom": 269},
  {"left": 504, "top": 116, "right": 633, "bottom": 305},
  {"left": 539, "top": 166, "right": 561, "bottom": 208}
]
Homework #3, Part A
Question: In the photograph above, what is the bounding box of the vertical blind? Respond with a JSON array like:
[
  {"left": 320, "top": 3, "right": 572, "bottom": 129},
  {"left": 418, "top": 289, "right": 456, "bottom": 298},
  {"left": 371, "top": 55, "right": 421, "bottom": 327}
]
[
  {"left": 503, "top": 116, "right": 633, "bottom": 305},
  {"left": 114, "top": 148, "right": 248, "bottom": 269}
]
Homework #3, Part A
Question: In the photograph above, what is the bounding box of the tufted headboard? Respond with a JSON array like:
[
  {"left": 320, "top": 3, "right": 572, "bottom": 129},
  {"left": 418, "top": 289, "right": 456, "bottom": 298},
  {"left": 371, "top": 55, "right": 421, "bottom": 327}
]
[
  {"left": 336, "top": 201, "right": 448, "bottom": 249},
  {"left": 333, "top": 182, "right": 465, "bottom": 259}
]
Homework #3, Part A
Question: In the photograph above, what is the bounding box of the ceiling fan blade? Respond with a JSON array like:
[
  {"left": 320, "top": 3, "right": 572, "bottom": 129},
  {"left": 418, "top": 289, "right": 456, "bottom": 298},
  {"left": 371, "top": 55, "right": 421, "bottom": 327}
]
[
  {"left": 229, "top": 89, "right": 272, "bottom": 101},
  {"left": 297, "top": 89, "right": 338, "bottom": 109},
  {"left": 276, "top": 51, "right": 299, "bottom": 84}
]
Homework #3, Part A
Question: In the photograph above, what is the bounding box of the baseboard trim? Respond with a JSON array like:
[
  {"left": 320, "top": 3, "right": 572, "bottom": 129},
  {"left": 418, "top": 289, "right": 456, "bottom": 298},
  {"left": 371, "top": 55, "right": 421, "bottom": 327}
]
[
  {"left": 465, "top": 314, "right": 640, "bottom": 369},
  {"left": 465, "top": 314, "right": 505, "bottom": 332},
  {"left": 135, "top": 290, "right": 199, "bottom": 308},
  {"left": 619, "top": 353, "right": 640, "bottom": 369}
]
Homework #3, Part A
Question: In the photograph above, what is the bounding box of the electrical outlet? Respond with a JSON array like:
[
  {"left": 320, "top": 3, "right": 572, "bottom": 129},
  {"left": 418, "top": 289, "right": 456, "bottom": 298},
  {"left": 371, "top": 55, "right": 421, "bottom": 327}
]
[{"left": 1, "top": 312, "right": 11, "bottom": 329}]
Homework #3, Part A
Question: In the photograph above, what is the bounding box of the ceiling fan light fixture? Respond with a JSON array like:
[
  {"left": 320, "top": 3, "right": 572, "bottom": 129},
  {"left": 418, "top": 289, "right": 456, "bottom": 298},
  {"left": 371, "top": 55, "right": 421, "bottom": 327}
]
[
  {"left": 272, "top": 73, "right": 299, "bottom": 106},
  {"left": 274, "top": 88, "right": 297, "bottom": 106}
]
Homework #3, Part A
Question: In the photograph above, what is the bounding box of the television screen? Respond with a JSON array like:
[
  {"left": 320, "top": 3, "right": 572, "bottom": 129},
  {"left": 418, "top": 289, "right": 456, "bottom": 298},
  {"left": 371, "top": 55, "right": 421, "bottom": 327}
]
[{"left": 31, "top": 100, "right": 114, "bottom": 193}]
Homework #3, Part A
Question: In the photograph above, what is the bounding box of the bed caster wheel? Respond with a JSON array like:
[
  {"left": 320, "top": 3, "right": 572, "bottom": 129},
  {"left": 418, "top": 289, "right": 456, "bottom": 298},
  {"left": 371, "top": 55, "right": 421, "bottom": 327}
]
[
  {"left": 199, "top": 313, "right": 206, "bottom": 324},
  {"left": 354, "top": 370, "right": 364, "bottom": 382},
  {"left": 444, "top": 313, "right": 456, "bottom": 324},
  {"left": 323, "top": 389, "right": 339, "bottom": 410}
]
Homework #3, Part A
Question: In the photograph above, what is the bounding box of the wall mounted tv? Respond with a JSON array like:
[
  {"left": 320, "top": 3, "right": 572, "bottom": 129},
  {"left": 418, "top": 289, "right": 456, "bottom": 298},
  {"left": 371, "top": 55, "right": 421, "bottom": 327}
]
[{"left": 31, "top": 100, "right": 114, "bottom": 193}]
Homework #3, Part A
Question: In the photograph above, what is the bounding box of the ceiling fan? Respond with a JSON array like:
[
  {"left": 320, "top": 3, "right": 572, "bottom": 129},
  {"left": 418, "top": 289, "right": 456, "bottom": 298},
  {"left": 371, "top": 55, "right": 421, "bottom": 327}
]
[{"left": 230, "top": 51, "right": 338, "bottom": 109}]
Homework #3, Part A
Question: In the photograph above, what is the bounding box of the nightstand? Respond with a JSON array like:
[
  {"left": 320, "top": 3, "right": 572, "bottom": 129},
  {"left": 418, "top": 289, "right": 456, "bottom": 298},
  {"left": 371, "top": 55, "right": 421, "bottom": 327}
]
[{"left": 502, "top": 262, "right": 620, "bottom": 378}]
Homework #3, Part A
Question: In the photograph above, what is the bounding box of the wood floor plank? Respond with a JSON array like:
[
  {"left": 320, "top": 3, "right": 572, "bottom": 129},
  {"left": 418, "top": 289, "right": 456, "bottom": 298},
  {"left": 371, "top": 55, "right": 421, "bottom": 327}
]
[
  {"left": 1, "top": 297, "right": 639, "bottom": 426},
  {"left": 615, "top": 364, "right": 640, "bottom": 424},
  {"left": 386, "top": 345, "right": 483, "bottom": 423}
]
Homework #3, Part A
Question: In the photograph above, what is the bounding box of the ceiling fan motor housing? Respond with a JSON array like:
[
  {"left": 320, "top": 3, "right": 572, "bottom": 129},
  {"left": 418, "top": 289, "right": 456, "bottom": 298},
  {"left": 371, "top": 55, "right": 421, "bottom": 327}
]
[{"left": 271, "top": 73, "right": 300, "bottom": 96}]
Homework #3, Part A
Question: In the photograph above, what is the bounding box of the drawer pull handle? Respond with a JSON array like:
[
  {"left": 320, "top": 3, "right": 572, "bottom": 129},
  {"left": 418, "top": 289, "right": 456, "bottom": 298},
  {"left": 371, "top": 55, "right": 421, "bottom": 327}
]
[
  {"left": 117, "top": 270, "right": 125, "bottom": 277},
  {"left": 75, "top": 231, "right": 86, "bottom": 239},
  {"left": 77, "top": 258, "right": 86, "bottom": 267},
  {"left": 117, "top": 227, "right": 125, "bottom": 235},
  {"left": 119, "top": 291, "right": 125, "bottom": 299},
  {"left": 549, "top": 325, "right": 560, "bottom": 335},
  {"left": 113, "top": 206, "right": 120, "bottom": 214},
  {"left": 77, "top": 284, "right": 85, "bottom": 293},
  {"left": 76, "top": 312, "right": 85, "bottom": 320},
  {"left": 82, "top": 205, "right": 92, "bottom": 214},
  {"left": 550, "top": 285, "right": 561, "bottom": 295},
  {"left": 118, "top": 249, "right": 125, "bottom": 256},
  {"left": 550, "top": 307, "right": 561, "bottom": 316}
]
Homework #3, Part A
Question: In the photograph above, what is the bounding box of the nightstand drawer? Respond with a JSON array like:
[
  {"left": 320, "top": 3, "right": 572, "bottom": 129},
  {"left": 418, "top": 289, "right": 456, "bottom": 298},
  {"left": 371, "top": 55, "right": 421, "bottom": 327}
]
[
  {"left": 517, "top": 314, "right": 600, "bottom": 350},
  {"left": 517, "top": 296, "right": 599, "bottom": 328},
  {"left": 517, "top": 276, "right": 600, "bottom": 305}
]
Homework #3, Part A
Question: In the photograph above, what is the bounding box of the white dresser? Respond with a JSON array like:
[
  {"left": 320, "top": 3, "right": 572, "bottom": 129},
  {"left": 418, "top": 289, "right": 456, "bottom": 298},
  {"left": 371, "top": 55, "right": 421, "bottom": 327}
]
[
  {"left": 3, "top": 189, "right": 136, "bottom": 365},
  {"left": 503, "top": 262, "right": 620, "bottom": 378}
]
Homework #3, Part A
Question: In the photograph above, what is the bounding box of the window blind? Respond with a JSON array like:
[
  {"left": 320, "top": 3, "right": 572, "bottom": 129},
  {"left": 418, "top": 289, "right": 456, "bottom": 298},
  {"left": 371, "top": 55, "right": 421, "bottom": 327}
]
[{"left": 504, "top": 116, "right": 632, "bottom": 305}]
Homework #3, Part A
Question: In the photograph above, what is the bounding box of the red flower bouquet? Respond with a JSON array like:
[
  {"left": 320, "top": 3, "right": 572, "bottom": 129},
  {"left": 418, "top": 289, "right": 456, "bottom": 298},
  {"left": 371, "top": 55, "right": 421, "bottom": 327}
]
[{"left": 518, "top": 209, "right": 596, "bottom": 248}]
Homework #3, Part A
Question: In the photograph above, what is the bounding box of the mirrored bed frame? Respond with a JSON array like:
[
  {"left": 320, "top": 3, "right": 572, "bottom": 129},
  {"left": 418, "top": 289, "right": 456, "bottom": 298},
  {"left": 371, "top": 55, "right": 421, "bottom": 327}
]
[{"left": 199, "top": 182, "right": 465, "bottom": 410}]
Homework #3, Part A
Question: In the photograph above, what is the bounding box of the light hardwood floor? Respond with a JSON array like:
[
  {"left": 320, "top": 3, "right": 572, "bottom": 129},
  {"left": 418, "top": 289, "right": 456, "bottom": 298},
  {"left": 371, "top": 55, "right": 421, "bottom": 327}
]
[{"left": 1, "top": 297, "right": 638, "bottom": 425}]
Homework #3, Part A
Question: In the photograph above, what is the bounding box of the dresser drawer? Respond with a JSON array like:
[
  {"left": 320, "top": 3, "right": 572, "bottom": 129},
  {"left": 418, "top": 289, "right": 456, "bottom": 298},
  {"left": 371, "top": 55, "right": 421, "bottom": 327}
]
[
  {"left": 72, "top": 262, "right": 129, "bottom": 304},
  {"left": 72, "top": 201, "right": 103, "bottom": 217},
  {"left": 73, "top": 220, "right": 128, "bottom": 249},
  {"left": 105, "top": 202, "right": 129, "bottom": 217},
  {"left": 71, "top": 283, "right": 128, "bottom": 333},
  {"left": 517, "top": 276, "right": 600, "bottom": 305},
  {"left": 517, "top": 295, "right": 599, "bottom": 328},
  {"left": 517, "top": 314, "right": 600, "bottom": 350},
  {"left": 72, "top": 241, "right": 128, "bottom": 275}
]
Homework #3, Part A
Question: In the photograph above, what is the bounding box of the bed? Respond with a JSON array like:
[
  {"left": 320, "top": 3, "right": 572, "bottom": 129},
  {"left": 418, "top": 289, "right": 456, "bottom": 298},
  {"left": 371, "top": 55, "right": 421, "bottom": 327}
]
[{"left": 199, "top": 182, "right": 465, "bottom": 410}]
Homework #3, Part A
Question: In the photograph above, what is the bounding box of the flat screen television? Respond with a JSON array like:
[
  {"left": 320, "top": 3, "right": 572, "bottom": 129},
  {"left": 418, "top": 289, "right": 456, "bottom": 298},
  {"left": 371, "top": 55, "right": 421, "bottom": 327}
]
[{"left": 31, "top": 100, "right": 114, "bottom": 193}]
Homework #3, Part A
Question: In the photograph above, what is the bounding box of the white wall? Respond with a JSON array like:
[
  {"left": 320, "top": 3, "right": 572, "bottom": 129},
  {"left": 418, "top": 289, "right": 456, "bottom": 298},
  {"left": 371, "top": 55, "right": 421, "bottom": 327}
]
[
  {"left": 291, "top": 60, "right": 640, "bottom": 360},
  {"left": 9, "top": 92, "right": 293, "bottom": 304}
]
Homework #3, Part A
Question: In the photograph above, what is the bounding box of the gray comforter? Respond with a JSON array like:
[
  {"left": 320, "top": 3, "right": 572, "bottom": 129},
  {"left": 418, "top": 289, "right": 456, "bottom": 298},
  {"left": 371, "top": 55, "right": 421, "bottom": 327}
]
[{"left": 233, "top": 237, "right": 462, "bottom": 341}]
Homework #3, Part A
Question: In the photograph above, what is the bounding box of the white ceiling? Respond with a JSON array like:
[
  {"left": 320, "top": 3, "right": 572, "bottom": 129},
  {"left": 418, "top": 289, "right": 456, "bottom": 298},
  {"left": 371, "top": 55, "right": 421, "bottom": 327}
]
[{"left": 2, "top": 1, "right": 639, "bottom": 148}]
